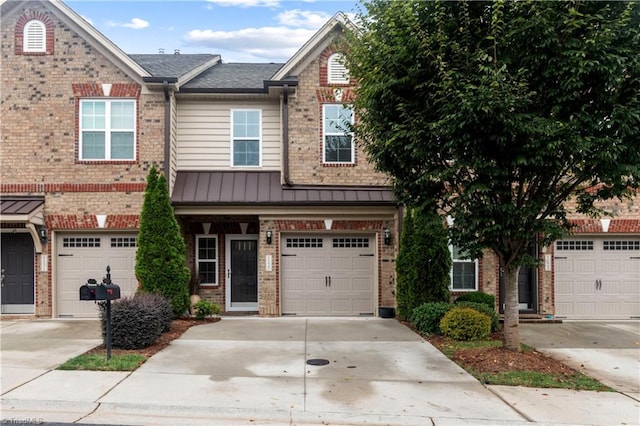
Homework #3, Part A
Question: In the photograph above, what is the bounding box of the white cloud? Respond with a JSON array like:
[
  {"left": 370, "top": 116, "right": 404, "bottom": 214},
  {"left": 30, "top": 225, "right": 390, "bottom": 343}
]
[
  {"left": 276, "top": 9, "right": 331, "bottom": 29},
  {"left": 185, "top": 26, "right": 316, "bottom": 62},
  {"left": 205, "top": 0, "right": 280, "bottom": 7},
  {"left": 107, "top": 18, "right": 150, "bottom": 30}
]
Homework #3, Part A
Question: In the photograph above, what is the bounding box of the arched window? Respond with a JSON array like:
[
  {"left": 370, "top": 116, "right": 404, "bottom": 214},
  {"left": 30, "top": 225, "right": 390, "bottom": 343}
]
[
  {"left": 327, "top": 53, "right": 349, "bottom": 84},
  {"left": 23, "top": 20, "right": 46, "bottom": 52}
]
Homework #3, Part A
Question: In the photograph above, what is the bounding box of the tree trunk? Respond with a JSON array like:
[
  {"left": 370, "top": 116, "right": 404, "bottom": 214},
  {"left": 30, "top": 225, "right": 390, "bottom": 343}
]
[{"left": 502, "top": 264, "right": 522, "bottom": 352}]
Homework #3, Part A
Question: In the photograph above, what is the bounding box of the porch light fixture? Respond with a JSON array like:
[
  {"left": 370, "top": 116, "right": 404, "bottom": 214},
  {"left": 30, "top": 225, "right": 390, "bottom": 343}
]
[
  {"left": 266, "top": 229, "right": 273, "bottom": 245},
  {"left": 383, "top": 228, "right": 391, "bottom": 246},
  {"left": 39, "top": 225, "right": 48, "bottom": 244}
]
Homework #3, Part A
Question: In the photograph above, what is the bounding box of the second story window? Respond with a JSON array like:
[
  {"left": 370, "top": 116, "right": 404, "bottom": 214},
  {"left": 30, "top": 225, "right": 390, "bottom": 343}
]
[
  {"left": 323, "top": 104, "right": 354, "bottom": 164},
  {"left": 79, "top": 99, "right": 136, "bottom": 161},
  {"left": 23, "top": 20, "right": 46, "bottom": 52},
  {"left": 231, "top": 109, "right": 261, "bottom": 167}
]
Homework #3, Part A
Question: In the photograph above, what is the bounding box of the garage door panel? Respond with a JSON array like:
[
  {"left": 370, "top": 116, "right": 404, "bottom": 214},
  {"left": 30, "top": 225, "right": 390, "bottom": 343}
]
[
  {"left": 56, "top": 233, "right": 137, "bottom": 318},
  {"left": 281, "top": 234, "right": 375, "bottom": 316},
  {"left": 555, "top": 237, "right": 640, "bottom": 320}
]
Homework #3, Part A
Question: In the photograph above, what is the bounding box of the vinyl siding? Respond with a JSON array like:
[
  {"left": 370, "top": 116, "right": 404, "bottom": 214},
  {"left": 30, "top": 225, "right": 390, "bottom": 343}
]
[{"left": 177, "top": 100, "right": 281, "bottom": 170}]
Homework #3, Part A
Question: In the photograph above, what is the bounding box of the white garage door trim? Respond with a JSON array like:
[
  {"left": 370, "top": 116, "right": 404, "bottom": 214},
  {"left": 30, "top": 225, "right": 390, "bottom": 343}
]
[
  {"left": 281, "top": 234, "right": 376, "bottom": 316},
  {"left": 55, "top": 232, "right": 138, "bottom": 318},
  {"left": 555, "top": 237, "right": 640, "bottom": 320}
]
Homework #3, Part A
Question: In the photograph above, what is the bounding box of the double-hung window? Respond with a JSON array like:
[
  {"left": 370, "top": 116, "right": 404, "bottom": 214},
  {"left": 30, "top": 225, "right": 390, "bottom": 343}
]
[
  {"left": 450, "top": 245, "right": 478, "bottom": 291},
  {"left": 79, "top": 99, "right": 136, "bottom": 160},
  {"left": 323, "top": 104, "right": 354, "bottom": 164},
  {"left": 197, "top": 236, "right": 218, "bottom": 285},
  {"left": 231, "top": 109, "right": 261, "bottom": 167}
]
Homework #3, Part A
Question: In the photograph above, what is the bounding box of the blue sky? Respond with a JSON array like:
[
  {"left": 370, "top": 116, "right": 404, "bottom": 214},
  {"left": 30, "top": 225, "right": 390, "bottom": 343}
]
[{"left": 66, "top": 0, "right": 360, "bottom": 63}]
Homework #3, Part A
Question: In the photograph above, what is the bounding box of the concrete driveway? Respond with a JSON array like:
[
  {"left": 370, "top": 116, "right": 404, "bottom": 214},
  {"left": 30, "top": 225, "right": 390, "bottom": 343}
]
[{"left": 520, "top": 322, "right": 640, "bottom": 399}]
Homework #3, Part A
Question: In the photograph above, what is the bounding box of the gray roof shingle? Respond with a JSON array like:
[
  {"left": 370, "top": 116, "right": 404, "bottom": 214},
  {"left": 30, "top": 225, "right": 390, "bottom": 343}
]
[
  {"left": 129, "top": 54, "right": 218, "bottom": 79},
  {"left": 181, "top": 63, "right": 286, "bottom": 90}
]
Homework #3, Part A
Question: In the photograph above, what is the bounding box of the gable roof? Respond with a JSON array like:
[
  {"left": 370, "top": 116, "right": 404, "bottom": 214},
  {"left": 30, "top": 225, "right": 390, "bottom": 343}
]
[
  {"left": 272, "top": 12, "right": 353, "bottom": 81},
  {"left": 180, "top": 62, "right": 285, "bottom": 92},
  {"left": 130, "top": 53, "right": 221, "bottom": 83}
]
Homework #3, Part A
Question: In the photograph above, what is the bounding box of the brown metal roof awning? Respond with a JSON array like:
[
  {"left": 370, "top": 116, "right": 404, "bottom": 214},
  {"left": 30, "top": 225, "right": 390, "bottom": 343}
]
[
  {"left": 171, "top": 171, "right": 396, "bottom": 206},
  {"left": 1, "top": 196, "right": 45, "bottom": 225}
]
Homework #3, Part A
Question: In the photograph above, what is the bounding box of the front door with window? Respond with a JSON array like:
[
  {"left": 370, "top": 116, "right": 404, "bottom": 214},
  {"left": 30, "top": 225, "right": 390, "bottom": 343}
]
[
  {"left": 226, "top": 235, "right": 258, "bottom": 311},
  {"left": 1, "top": 233, "right": 35, "bottom": 314}
]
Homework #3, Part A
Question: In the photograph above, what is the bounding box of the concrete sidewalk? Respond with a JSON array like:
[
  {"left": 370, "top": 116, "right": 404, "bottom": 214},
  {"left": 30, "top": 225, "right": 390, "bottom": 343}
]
[{"left": 1, "top": 318, "right": 639, "bottom": 425}]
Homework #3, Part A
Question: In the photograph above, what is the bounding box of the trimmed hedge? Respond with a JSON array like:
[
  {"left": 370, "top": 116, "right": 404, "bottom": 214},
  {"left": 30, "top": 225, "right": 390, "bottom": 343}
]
[
  {"left": 439, "top": 307, "right": 491, "bottom": 340},
  {"left": 411, "top": 302, "right": 453, "bottom": 335},
  {"left": 456, "top": 301, "right": 500, "bottom": 332},
  {"left": 100, "top": 296, "right": 165, "bottom": 349},
  {"left": 135, "top": 292, "right": 173, "bottom": 332},
  {"left": 454, "top": 291, "right": 495, "bottom": 308}
]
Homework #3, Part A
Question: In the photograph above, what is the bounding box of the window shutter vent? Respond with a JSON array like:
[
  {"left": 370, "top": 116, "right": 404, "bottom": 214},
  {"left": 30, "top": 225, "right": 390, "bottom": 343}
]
[
  {"left": 328, "top": 53, "right": 349, "bottom": 84},
  {"left": 24, "top": 20, "right": 46, "bottom": 52}
]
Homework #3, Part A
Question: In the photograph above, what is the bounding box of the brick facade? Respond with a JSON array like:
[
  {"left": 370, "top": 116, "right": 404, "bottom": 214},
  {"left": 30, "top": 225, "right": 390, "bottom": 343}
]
[{"left": 1, "top": 1, "right": 164, "bottom": 317}]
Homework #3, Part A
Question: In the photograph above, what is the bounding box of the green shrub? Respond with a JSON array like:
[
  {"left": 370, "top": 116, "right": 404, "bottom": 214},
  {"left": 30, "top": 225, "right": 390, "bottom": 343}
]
[
  {"left": 439, "top": 307, "right": 491, "bottom": 341},
  {"left": 456, "top": 301, "right": 500, "bottom": 332},
  {"left": 193, "top": 299, "right": 221, "bottom": 319},
  {"left": 135, "top": 292, "right": 174, "bottom": 332},
  {"left": 411, "top": 302, "right": 453, "bottom": 335},
  {"left": 454, "top": 291, "right": 495, "bottom": 309},
  {"left": 100, "top": 296, "right": 164, "bottom": 349}
]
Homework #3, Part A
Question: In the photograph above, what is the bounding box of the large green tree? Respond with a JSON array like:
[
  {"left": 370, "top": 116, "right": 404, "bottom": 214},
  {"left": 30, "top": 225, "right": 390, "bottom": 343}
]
[
  {"left": 345, "top": 1, "right": 640, "bottom": 350},
  {"left": 136, "top": 166, "right": 190, "bottom": 316}
]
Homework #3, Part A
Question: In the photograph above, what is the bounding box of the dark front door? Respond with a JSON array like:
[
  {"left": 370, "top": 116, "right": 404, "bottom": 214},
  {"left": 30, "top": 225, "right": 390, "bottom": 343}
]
[
  {"left": 1, "top": 233, "right": 35, "bottom": 313},
  {"left": 499, "top": 246, "right": 538, "bottom": 314},
  {"left": 230, "top": 239, "right": 258, "bottom": 307}
]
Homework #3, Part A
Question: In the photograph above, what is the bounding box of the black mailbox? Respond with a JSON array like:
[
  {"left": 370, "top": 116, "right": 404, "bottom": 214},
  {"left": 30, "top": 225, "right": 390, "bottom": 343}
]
[
  {"left": 79, "top": 279, "right": 98, "bottom": 300},
  {"left": 95, "top": 283, "right": 121, "bottom": 300}
]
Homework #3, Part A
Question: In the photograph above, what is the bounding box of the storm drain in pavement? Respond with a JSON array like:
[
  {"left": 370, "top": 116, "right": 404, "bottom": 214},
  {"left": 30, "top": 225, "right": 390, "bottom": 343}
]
[{"left": 306, "top": 358, "right": 330, "bottom": 366}]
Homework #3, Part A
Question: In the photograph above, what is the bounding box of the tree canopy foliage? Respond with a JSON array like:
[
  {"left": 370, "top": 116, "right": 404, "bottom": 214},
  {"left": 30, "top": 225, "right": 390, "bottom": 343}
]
[{"left": 345, "top": 0, "right": 639, "bottom": 349}]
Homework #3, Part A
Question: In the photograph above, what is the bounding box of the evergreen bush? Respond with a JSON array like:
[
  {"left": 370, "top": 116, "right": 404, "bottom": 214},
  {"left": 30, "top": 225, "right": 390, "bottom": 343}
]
[
  {"left": 136, "top": 166, "right": 190, "bottom": 316},
  {"left": 455, "top": 291, "right": 495, "bottom": 309},
  {"left": 100, "top": 296, "right": 164, "bottom": 349},
  {"left": 135, "top": 292, "right": 173, "bottom": 332},
  {"left": 439, "top": 307, "right": 491, "bottom": 341},
  {"left": 456, "top": 301, "right": 500, "bottom": 332},
  {"left": 410, "top": 302, "right": 453, "bottom": 335}
]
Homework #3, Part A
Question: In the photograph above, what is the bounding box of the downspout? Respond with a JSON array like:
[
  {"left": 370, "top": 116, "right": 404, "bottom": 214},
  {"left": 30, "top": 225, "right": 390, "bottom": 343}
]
[
  {"left": 162, "top": 80, "right": 171, "bottom": 185},
  {"left": 282, "top": 84, "right": 292, "bottom": 186}
]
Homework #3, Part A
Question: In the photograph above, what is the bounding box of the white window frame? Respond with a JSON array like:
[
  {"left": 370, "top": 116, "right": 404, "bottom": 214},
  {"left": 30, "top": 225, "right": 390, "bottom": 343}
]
[
  {"left": 327, "top": 53, "right": 349, "bottom": 84},
  {"left": 196, "top": 235, "right": 218, "bottom": 286},
  {"left": 449, "top": 244, "right": 478, "bottom": 291},
  {"left": 79, "top": 99, "right": 137, "bottom": 161},
  {"left": 23, "top": 20, "right": 46, "bottom": 53},
  {"left": 230, "top": 109, "right": 262, "bottom": 167},
  {"left": 322, "top": 104, "right": 354, "bottom": 164}
]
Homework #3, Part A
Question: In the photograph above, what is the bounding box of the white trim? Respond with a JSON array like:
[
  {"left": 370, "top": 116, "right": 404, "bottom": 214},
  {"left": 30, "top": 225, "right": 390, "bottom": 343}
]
[
  {"left": 79, "top": 99, "right": 137, "bottom": 161},
  {"left": 225, "top": 234, "right": 259, "bottom": 311},
  {"left": 230, "top": 109, "right": 262, "bottom": 168},
  {"left": 322, "top": 104, "right": 354, "bottom": 164},
  {"left": 196, "top": 235, "right": 218, "bottom": 286}
]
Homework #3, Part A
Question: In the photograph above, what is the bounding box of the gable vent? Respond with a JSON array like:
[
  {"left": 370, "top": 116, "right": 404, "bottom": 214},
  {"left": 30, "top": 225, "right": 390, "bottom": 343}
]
[
  {"left": 24, "top": 20, "right": 46, "bottom": 52},
  {"left": 328, "top": 53, "right": 349, "bottom": 84}
]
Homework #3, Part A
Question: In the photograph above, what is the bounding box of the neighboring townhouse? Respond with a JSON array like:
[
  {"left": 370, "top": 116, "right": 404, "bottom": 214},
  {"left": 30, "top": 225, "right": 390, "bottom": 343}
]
[
  {"left": 0, "top": 0, "right": 215, "bottom": 317},
  {"left": 2, "top": 0, "right": 637, "bottom": 321}
]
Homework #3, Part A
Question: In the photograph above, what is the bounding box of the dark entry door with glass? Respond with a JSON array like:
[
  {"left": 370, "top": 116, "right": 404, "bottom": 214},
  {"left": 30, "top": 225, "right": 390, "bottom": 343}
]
[
  {"left": 1, "top": 233, "right": 35, "bottom": 314},
  {"left": 229, "top": 238, "right": 257, "bottom": 309}
]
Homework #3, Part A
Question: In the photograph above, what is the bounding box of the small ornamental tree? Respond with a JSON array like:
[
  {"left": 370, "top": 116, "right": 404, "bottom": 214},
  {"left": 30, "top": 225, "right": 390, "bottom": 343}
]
[
  {"left": 135, "top": 166, "right": 190, "bottom": 316},
  {"left": 345, "top": 0, "right": 640, "bottom": 350}
]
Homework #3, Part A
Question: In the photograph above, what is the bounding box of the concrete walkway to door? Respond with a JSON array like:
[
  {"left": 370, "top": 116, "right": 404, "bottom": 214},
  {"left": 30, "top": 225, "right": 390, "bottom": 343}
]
[{"left": 2, "top": 317, "right": 639, "bottom": 425}]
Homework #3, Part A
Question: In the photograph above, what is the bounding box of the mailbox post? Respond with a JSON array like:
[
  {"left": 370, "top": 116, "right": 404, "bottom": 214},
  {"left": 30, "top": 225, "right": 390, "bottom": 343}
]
[{"left": 79, "top": 265, "right": 121, "bottom": 360}]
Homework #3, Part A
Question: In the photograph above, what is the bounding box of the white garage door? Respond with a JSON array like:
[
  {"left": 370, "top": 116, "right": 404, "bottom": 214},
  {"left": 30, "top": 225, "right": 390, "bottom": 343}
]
[
  {"left": 554, "top": 237, "right": 640, "bottom": 320},
  {"left": 281, "top": 234, "right": 375, "bottom": 316},
  {"left": 56, "top": 233, "right": 138, "bottom": 318}
]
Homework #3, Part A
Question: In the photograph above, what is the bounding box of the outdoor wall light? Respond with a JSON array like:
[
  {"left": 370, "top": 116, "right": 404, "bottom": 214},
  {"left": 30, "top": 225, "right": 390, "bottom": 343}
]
[
  {"left": 266, "top": 229, "right": 273, "bottom": 245},
  {"left": 39, "top": 225, "right": 48, "bottom": 244},
  {"left": 383, "top": 228, "right": 391, "bottom": 246}
]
